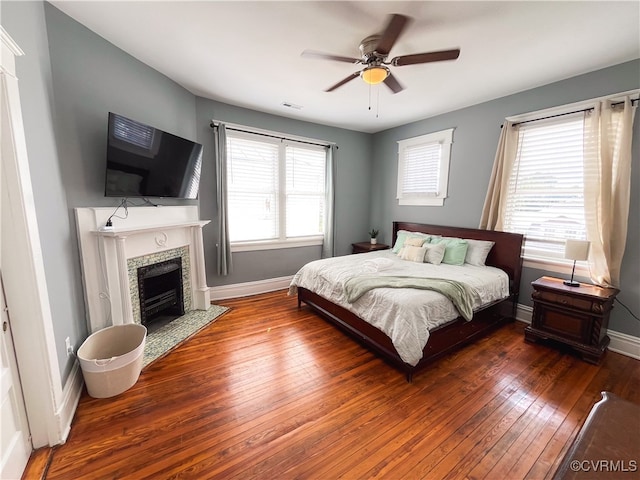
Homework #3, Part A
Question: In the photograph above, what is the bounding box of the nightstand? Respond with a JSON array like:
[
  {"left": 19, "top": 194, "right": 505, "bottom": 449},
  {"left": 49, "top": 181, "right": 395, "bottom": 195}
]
[
  {"left": 525, "top": 276, "right": 619, "bottom": 364},
  {"left": 351, "top": 242, "right": 390, "bottom": 254}
]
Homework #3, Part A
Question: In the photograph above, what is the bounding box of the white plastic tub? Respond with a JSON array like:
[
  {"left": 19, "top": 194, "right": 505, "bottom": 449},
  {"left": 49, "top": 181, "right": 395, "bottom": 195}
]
[{"left": 77, "top": 324, "right": 147, "bottom": 398}]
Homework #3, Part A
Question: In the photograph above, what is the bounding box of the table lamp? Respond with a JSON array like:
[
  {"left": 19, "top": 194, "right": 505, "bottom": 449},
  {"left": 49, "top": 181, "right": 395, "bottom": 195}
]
[{"left": 564, "top": 239, "right": 590, "bottom": 287}]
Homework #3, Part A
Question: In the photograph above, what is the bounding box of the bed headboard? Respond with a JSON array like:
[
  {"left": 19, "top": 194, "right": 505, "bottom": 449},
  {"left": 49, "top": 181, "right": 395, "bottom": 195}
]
[{"left": 392, "top": 221, "right": 524, "bottom": 297}]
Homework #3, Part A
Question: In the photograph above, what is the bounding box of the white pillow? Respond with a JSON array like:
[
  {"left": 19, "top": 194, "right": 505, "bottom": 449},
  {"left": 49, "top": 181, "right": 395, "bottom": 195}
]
[
  {"left": 424, "top": 243, "right": 446, "bottom": 265},
  {"left": 404, "top": 236, "right": 426, "bottom": 247},
  {"left": 400, "top": 245, "right": 428, "bottom": 263},
  {"left": 464, "top": 239, "right": 495, "bottom": 266}
]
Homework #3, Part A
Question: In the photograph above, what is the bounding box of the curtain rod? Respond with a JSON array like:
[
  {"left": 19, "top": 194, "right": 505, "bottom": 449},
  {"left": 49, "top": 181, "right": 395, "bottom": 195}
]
[
  {"left": 209, "top": 120, "right": 335, "bottom": 148},
  {"left": 502, "top": 97, "right": 638, "bottom": 128}
]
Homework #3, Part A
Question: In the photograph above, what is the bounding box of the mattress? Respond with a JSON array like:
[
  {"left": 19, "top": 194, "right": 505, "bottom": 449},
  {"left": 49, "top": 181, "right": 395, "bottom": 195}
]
[{"left": 289, "top": 250, "right": 510, "bottom": 366}]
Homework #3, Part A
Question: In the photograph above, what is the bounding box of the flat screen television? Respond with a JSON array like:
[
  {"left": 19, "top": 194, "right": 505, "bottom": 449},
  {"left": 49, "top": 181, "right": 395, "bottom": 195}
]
[{"left": 105, "top": 112, "right": 203, "bottom": 199}]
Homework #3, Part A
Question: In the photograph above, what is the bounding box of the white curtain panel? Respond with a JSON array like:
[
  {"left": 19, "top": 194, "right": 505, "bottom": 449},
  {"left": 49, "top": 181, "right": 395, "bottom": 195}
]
[
  {"left": 479, "top": 120, "right": 518, "bottom": 230},
  {"left": 583, "top": 96, "right": 636, "bottom": 287}
]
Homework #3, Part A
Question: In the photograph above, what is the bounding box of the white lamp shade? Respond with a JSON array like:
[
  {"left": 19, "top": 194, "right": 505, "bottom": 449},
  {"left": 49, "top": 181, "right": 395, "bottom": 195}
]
[{"left": 565, "top": 239, "right": 590, "bottom": 261}]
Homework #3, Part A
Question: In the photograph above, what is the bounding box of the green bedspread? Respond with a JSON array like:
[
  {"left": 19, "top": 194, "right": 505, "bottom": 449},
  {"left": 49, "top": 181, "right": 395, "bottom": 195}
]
[{"left": 344, "top": 275, "right": 480, "bottom": 321}]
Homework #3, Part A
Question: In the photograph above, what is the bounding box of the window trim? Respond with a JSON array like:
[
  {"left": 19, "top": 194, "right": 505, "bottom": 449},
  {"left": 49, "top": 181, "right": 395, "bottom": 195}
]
[
  {"left": 505, "top": 89, "right": 638, "bottom": 125},
  {"left": 230, "top": 235, "right": 323, "bottom": 252},
  {"left": 396, "top": 128, "right": 454, "bottom": 207},
  {"left": 225, "top": 130, "right": 328, "bottom": 250}
]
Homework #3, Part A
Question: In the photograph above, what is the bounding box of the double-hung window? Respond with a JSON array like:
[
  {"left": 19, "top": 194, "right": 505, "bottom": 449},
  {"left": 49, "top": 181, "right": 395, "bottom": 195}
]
[
  {"left": 492, "top": 92, "right": 638, "bottom": 285},
  {"left": 226, "top": 131, "right": 327, "bottom": 249},
  {"left": 502, "top": 114, "right": 586, "bottom": 262},
  {"left": 397, "top": 128, "right": 454, "bottom": 206}
]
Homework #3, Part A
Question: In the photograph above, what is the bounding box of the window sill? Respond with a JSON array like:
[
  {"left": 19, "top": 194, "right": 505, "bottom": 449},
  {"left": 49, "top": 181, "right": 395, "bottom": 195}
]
[
  {"left": 231, "top": 237, "right": 323, "bottom": 252},
  {"left": 397, "top": 197, "right": 445, "bottom": 206},
  {"left": 523, "top": 255, "right": 590, "bottom": 278}
]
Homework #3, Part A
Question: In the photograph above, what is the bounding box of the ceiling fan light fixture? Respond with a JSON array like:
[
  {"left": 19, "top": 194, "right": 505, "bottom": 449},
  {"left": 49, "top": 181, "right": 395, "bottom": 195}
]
[{"left": 361, "top": 66, "right": 389, "bottom": 85}]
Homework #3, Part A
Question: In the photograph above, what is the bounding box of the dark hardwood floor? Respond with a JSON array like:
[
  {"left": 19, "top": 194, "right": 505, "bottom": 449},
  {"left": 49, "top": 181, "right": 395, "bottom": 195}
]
[{"left": 24, "top": 290, "right": 640, "bottom": 479}]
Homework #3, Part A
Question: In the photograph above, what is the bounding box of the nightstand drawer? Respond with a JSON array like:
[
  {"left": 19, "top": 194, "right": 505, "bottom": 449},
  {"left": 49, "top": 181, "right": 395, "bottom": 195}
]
[{"left": 536, "top": 290, "right": 593, "bottom": 312}]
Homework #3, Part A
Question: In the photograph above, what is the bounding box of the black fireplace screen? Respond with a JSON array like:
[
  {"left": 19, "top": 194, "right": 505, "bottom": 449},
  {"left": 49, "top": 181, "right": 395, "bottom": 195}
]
[{"left": 137, "top": 257, "right": 185, "bottom": 327}]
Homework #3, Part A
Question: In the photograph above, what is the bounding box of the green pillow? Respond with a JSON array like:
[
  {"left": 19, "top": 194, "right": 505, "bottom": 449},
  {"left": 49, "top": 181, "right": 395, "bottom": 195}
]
[
  {"left": 392, "top": 231, "right": 409, "bottom": 253},
  {"left": 432, "top": 237, "right": 469, "bottom": 265}
]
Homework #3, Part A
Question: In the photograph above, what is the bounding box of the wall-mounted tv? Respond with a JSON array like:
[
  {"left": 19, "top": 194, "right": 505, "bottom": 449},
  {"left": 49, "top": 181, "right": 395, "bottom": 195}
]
[{"left": 105, "top": 112, "right": 203, "bottom": 199}]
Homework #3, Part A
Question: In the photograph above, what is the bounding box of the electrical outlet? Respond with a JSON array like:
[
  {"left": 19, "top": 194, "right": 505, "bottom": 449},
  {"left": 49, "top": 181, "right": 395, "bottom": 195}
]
[{"left": 65, "top": 337, "right": 74, "bottom": 357}]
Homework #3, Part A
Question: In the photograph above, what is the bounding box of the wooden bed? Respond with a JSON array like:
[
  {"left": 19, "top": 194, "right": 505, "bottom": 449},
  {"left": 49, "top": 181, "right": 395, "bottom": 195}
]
[{"left": 297, "top": 221, "right": 524, "bottom": 381}]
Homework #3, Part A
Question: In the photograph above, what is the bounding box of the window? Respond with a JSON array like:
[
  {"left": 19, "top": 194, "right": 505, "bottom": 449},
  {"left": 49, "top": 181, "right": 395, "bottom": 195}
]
[
  {"left": 397, "top": 128, "right": 454, "bottom": 206},
  {"left": 226, "top": 131, "right": 327, "bottom": 247},
  {"left": 502, "top": 114, "right": 587, "bottom": 261}
]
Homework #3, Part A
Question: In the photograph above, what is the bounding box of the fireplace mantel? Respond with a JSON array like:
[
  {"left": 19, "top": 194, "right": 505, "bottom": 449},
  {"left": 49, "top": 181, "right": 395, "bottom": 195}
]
[
  {"left": 95, "top": 220, "right": 209, "bottom": 237},
  {"left": 76, "top": 206, "right": 211, "bottom": 333}
]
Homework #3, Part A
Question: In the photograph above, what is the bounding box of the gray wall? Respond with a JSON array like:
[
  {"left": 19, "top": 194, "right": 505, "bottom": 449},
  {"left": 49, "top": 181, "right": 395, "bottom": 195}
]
[
  {"left": 41, "top": 0, "right": 197, "bottom": 379},
  {"left": 371, "top": 60, "right": 640, "bottom": 337},
  {"left": 195, "top": 98, "right": 372, "bottom": 287},
  {"left": 43, "top": 2, "right": 199, "bottom": 209},
  {"left": 2, "top": 0, "right": 85, "bottom": 383}
]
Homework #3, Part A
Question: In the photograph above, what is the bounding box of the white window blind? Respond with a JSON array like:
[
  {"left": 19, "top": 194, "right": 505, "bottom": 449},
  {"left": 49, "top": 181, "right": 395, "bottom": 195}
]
[
  {"left": 227, "top": 135, "right": 279, "bottom": 242},
  {"left": 285, "top": 144, "right": 326, "bottom": 238},
  {"left": 401, "top": 143, "right": 441, "bottom": 195},
  {"left": 226, "top": 132, "right": 327, "bottom": 244},
  {"left": 502, "top": 113, "right": 587, "bottom": 259},
  {"left": 397, "top": 128, "right": 453, "bottom": 206}
]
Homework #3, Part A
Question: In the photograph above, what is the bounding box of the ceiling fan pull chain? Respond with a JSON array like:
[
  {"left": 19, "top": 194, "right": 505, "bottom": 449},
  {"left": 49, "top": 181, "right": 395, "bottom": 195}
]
[
  {"left": 376, "top": 85, "right": 380, "bottom": 118},
  {"left": 368, "top": 82, "right": 372, "bottom": 111}
]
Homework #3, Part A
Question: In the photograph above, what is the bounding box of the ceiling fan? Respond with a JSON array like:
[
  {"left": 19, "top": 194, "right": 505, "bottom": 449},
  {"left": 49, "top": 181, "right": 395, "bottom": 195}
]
[{"left": 302, "top": 13, "right": 460, "bottom": 94}]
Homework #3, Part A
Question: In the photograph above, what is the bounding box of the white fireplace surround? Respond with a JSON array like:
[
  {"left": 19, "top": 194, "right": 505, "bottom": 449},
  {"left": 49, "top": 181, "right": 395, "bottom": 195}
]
[{"left": 75, "top": 206, "right": 210, "bottom": 333}]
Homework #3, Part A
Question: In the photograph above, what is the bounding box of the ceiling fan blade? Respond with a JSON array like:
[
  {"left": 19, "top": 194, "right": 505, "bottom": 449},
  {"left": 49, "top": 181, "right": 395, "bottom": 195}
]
[
  {"left": 301, "top": 49, "right": 362, "bottom": 64},
  {"left": 383, "top": 72, "right": 404, "bottom": 94},
  {"left": 392, "top": 49, "right": 461, "bottom": 66},
  {"left": 375, "top": 14, "right": 410, "bottom": 56},
  {"left": 325, "top": 72, "right": 361, "bottom": 92}
]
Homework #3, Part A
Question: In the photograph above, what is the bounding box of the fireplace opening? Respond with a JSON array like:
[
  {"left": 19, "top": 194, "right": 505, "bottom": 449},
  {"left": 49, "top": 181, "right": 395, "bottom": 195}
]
[{"left": 137, "top": 257, "right": 184, "bottom": 334}]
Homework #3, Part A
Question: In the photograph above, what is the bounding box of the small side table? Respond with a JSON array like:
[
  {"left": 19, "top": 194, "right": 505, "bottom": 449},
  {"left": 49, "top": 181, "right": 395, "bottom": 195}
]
[
  {"left": 351, "top": 242, "right": 390, "bottom": 254},
  {"left": 525, "top": 276, "right": 619, "bottom": 364}
]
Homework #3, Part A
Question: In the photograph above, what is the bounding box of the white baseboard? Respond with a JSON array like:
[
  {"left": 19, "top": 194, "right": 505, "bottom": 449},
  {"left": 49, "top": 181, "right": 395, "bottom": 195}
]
[
  {"left": 515, "top": 303, "right": 533, "bottom": 324},
  {"left": 210, "top": 275, "right": 293, "bottom": 301},
  {"left": 608, "top": 330, "right": 640, "bottom": 360},
  {"left": 55, "top": 360, "right": 83, "bottom": 444},
  {"left": 514, "top": 303, "right": 640, "bottom": 360}
]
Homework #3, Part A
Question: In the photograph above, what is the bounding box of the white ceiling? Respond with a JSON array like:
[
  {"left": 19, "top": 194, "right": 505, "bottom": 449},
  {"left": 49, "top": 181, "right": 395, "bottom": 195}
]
[{"left": 50, "top": 1, "right": 640, "bottom": 133}]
